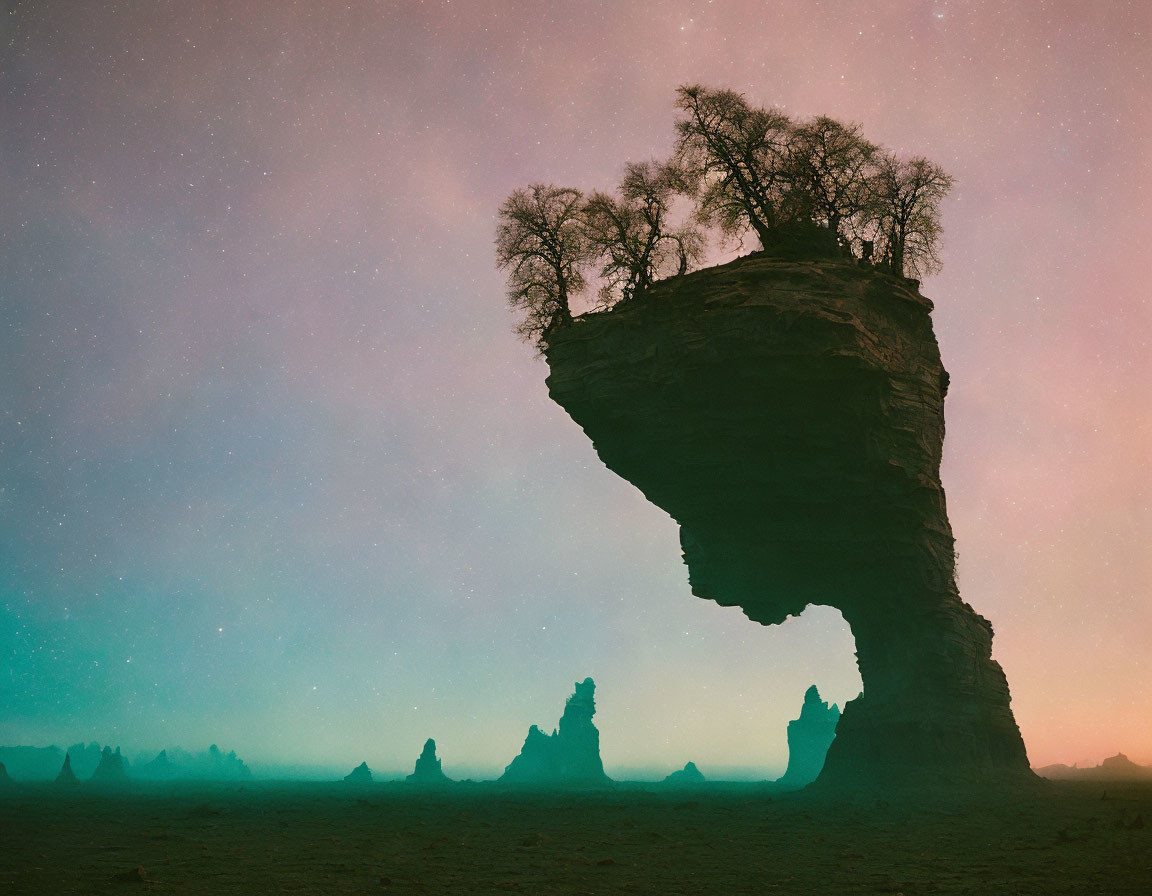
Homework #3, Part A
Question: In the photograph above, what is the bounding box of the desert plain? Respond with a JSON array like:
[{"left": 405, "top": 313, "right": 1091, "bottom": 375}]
[{"left": 2, "top": 779, "right": 1150, "bottom": 895}]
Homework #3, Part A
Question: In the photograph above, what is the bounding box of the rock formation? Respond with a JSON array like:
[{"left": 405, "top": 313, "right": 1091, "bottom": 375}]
[
  {"left": 123, "top": 745, "right": 250, "bottom": 781},
  {"left": 1098, "top": 753, "right": 1150, "bottom": 777},
  {"left": 91, "top": 746, "right": 128, "bottom": 783},
  {"left": 664, "top": 761, "right": 706, "bottom": 786},
  {"left": 500, "top": 678, "right": 612, "bottom": 785},
  {"left": 1036, "top": 753, "right": 1152, "bottom": 781},
  {"left": 0, "top": 745, "right": 67, "bottom": 781},
  {"left": 344, "top": 761, "right": 373, "bottom": 783},
  {"left": 65, "top": 742, "right": 105, "bottom": 779},
  {"left": 0, "top": 761, "right": 12, "bottom": 786},
  {"left": 776, "top": 686, "right": 841, "bottom": 790},
  {"left": 407, "top": 739, "right": 451, "bottom": 784},
  {"left": 544, "top": 254, "right": 1031, "bottom": 784},
  {"left": 204, "top": 744, "right": 251, "bottom": 780},
  {"left": 135, "top": 750, "right": 176, "bottom": 781},
  {"left": 55, "top": 753, "right": 78, "bottom": 785}
]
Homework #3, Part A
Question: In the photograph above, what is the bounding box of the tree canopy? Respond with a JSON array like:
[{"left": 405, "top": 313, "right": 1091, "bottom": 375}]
[
  {"left": 495, "top": 184, "right": 588, "bottom": 348},
  {"left": 583, "top": 161, "right": 703, "bottom": 307},
  {"left": 495, "top": 84, "right": 954, "bottom": 348}
]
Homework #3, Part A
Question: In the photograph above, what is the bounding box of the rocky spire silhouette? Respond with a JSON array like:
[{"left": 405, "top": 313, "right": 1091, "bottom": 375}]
[
  {"left": 91, "top": 746, "right": 128, "bottom": 783},
  {"left": 55, "top": 753, "right": 78, "bottom": 785},
  {"left": 407, "top": 738, "right": 451, "bottom": 784},
  {"left": 500, "top": 677, "right": 611, "bottom": 785},
  {"left": 776, "top": 685, "right": 841, "bottom": 790},
  {"left": 344, "top": 761, "right": 373, "bottom": 783}
]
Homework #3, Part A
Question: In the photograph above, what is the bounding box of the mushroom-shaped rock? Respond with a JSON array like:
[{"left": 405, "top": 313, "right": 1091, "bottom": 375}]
[
  {"left": 344, "top": 761, "right": 373, "bottom": 783},
  {"left": 407, "top": 739, "right": 451, "bottom": 784},
  {"left": 544, "top": 255, "right": 1031, "bottom": 784}
]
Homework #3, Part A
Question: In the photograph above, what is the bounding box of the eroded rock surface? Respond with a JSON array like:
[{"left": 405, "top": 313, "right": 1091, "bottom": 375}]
[
  {"left": 501, "top": 678, "right": 611, "bottom": 785},
  {"left": 544, "top": 255, "right": 1030, "bottom": 783}
]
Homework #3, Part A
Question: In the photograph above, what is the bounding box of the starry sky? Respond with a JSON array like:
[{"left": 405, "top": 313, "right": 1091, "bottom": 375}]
[{"left": 2, "top": 0, "right": 1149, "bottom": 778}]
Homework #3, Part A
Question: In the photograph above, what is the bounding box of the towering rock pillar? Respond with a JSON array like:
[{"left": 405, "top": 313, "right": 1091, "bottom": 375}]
[
  {"left": 501, "top": 677, "right": 611, "bottom": 785},
  {"left": 407, "top": 739, "right": 452, "bottom": 784},
  {"left": 543, "top": 255, "right": 1030, "bottom": 783},
  {"left": 777, "top": 685, "right": 841, "bottom": 790}
]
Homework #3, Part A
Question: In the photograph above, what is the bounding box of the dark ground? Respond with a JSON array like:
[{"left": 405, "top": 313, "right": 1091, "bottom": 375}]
[{"left": 1, "top": 780, "right": 1149, "bottom": 894}]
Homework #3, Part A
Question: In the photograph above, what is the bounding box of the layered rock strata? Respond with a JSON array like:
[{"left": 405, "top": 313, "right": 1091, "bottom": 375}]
[{"left": 544, "top": 255, "right": 1030, "bottom": 783}]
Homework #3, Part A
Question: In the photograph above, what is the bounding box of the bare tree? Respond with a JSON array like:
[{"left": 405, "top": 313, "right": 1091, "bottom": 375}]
[
  {"left": 495, "top": 89, "right": 958, "bottom": 351},
  {"left": 495, "top": 184, "right": 590, "bottom": 349},
  {"left": 866, "top": 154, "right": 955, "bottom": 278},
  {"left": 784, "top": 116, "right": 879, "bottom": 248},
  {"left": 673, "top": 85, "right": 795, "bottom": 249},
  {"left": 583, "top": 161, "right": 704, "bottom": 306}
]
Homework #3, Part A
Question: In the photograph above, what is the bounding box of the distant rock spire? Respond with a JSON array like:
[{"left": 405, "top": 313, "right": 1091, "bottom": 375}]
[
  {"left": 663, "top": 761, "right": 706, "bottom": 786},
  {"left": 344, "top": 761, "right": 373, "bottom": 783},
  {"left": 407, "top": 739, "right": 451, "bottom": 784},
  {"left": 91, "top": 746, "right": 129, "bottom": 783},
  {"left": 55, "top": 753, "right": 78, "bottom": 785},
  {"left": 776, "top": 685, "right": 841, "bottom": 790},
  {"left": 500, "top": 678, "right": 612, "bottom": 785}
]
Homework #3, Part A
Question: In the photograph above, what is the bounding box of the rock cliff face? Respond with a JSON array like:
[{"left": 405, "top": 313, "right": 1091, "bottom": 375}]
[
  {"left": 544, "top": 255, "right": 1030, "bottom": 783},
  {"left": 776, "top": 686, "right": 841, "bottom": 790},
  {"left": 500, "top": 678, "right": 611, "bottom": 785}
]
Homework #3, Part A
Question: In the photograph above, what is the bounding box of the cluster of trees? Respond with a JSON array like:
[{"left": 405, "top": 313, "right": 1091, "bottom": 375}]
[{"left": 496, "top": 85, "right": 954, "bottom": 348}]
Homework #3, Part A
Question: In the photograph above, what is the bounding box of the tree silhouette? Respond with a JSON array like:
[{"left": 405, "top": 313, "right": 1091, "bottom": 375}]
[
  {"left": 867, "top": 154, "right": 955, "bottom": 278},
  {"left": 673, "top": 85, "right": 795, "bottom": 249},
  {"left": 783, "top": 116, "right": 879, "bottom": 248},
  {"left": 583, "top": 161, "right": 703, "bottom": 305},
  {"left": 495, "top": 184, "right": 590, "bottom": 349},
  {"left": 495, "top": 86, "right": 957, "bottom": 345}
]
